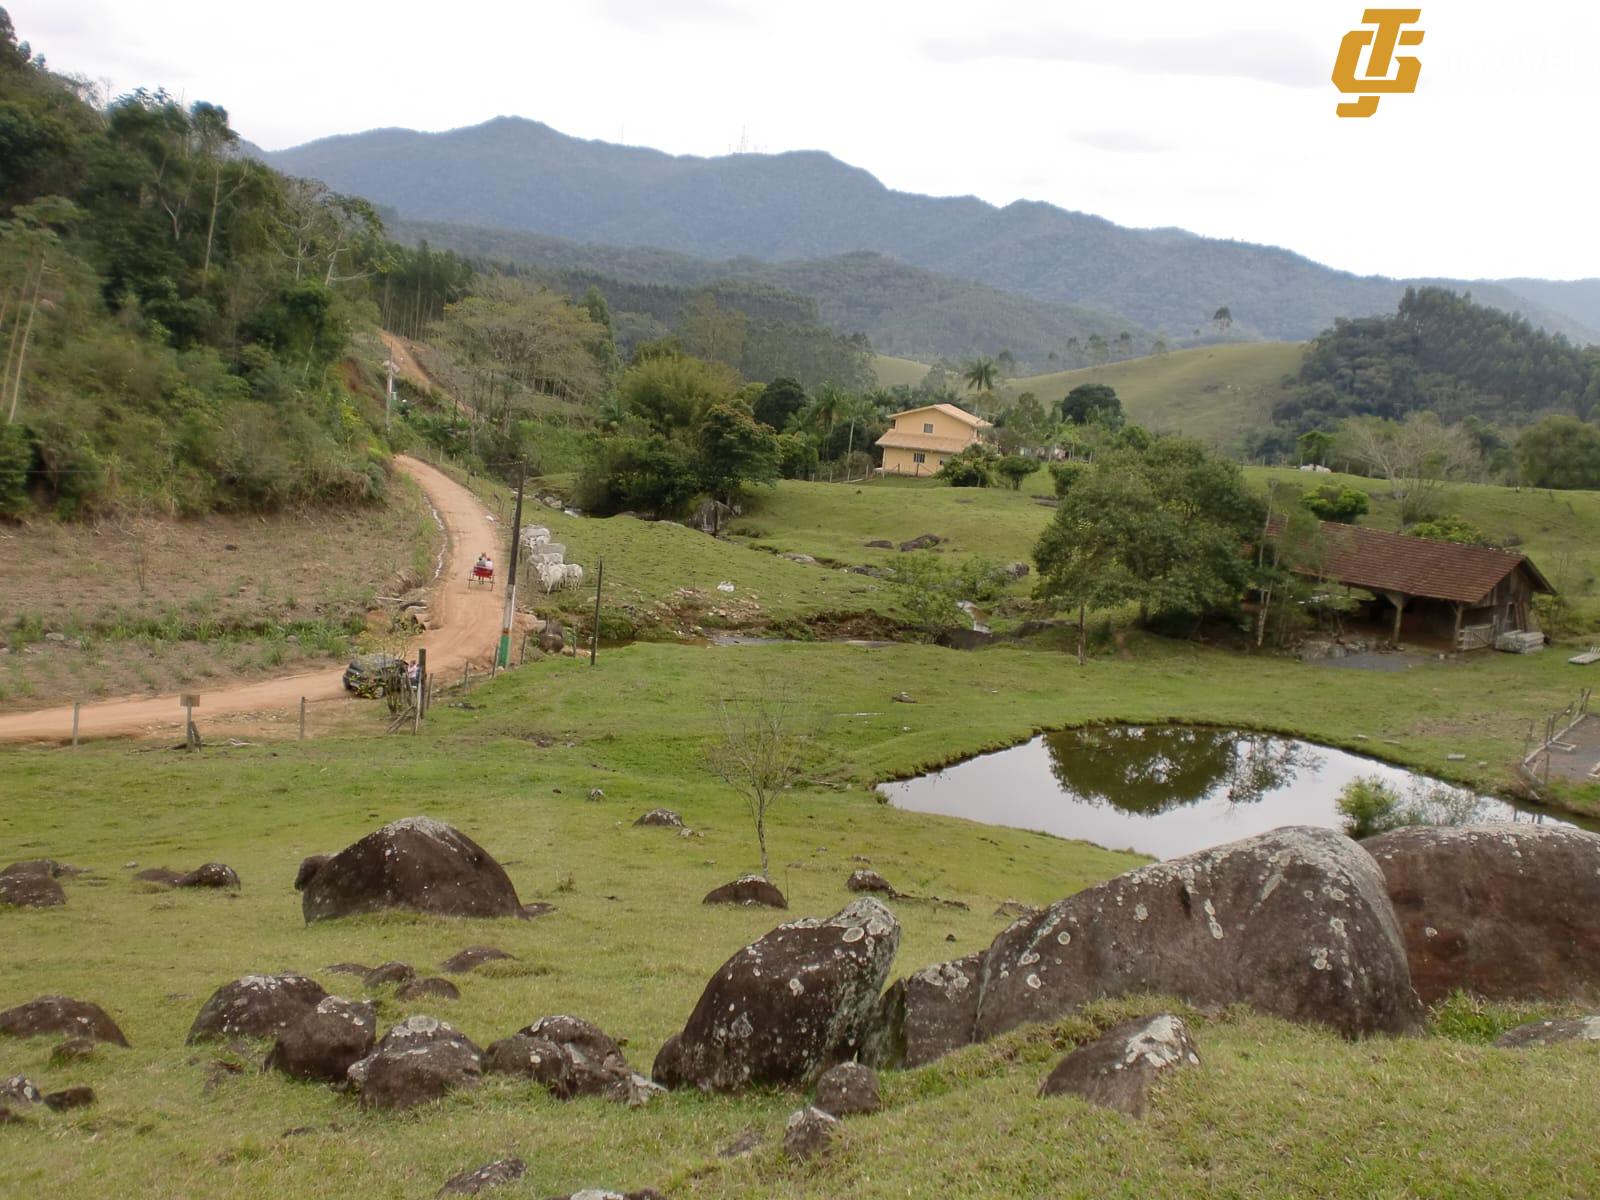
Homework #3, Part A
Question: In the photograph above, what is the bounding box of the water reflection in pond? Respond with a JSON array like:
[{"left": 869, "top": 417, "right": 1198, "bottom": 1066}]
[{"left": 878, "top": 725, "right": 1567, "bottom": 860}]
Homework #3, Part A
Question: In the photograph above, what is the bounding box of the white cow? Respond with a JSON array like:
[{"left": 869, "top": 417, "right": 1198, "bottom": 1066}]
[{"left": 561, "top": 563, "right": 584, "bottom": 590}]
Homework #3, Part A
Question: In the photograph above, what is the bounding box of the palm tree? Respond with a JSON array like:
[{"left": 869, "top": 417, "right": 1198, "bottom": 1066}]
[
  {"left": 962, "top": 356, "right": 998, "bottom": 395},
  {"left": 1213, "top": 306, "right": 1233, "bottom": 332},
  {"left": 839, "top": 394, "right": 877, "bottom": 468},
  {"left": 808, "top": 383, "right": 846, "bottom": 437}
]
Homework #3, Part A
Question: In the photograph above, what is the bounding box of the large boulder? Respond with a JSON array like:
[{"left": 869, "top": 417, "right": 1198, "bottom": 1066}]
[
  {"left": 0, "top": 871, "right": 65, "bottom": 908},
  {"left": 653, "top": 897, "right": 901, "bottom": 1092},
  {"left": 348, "top": 1015, "right": 483, "bottom": 1110},
  {"left": 973, "top": 827, "right": 1420, "bottom": 1045},
  {"left": 187, "top": 974, "right": 328, "bottom": 1043},
  {"left": 1363, "top": 824, "right": 1600, "bottom": 1005},
  {"left": 298, "top": 817, "right": 524, "bottom": 923},
  {"left": 265, "top": 997, "right": 378, "bottom": 1082},
  {"left": 1038, "top": 1014, "right": 1201, "bottom": 1116},
  {"left": 0, "top": 997, "right": 129, "bottom": 1047},
  {"left": 898, "top": 954, "right": 983, "bottom": 1068}
]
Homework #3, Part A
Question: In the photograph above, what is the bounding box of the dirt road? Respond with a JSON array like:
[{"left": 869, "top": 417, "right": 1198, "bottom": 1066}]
[{"left": 0, "top": 456, "right": 507, "bottom": 745}]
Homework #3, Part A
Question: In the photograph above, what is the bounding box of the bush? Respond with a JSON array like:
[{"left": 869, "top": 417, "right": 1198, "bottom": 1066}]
[
  {"left": 1302, "top": 484, "right": 1369, "bottom": 524},
  {"left": 937, "top": 445, "right": 996, "bottom": 488},
  {"left": 1407, "top": 514, "right": 1488, "bottom": 545},
  {"left": 0, "top": 423, "right": 32, "bottom": 518},
  {"left": 996, "top": 456, "right": 1034, "bottom": 490},
  {"left": 1049, "top": 460, "right": 1089, "bottom": 497},
  {"left": 575, "top": 434, "right": 700, "bottom": 518},
  {"left": 1337, "top": 775, "right": 1487, "bottom": 839}
]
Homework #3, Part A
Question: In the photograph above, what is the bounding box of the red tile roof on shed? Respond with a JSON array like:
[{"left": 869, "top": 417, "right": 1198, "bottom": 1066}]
[{"left": 1267, "top": 518, "right": 1555, "bottom": 604}]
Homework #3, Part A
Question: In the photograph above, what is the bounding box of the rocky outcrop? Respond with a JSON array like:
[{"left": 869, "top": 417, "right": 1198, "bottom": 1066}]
[
  {"left": 298, "top": 817, "right": 524, "bottom": 923},
  {"left": 1495, "top": 1015, "right": 1600, "bottom": 1048},
  {"left": 814, "top": 1061, "right": 880, "bottom": 1116},
  {"left": 348, "top": 1016, "right": 483, "bottom": 1110},
  {"left": 265, "top": 997, "right": 377, "bottom": 1082},
  {"left": 1363, "top": 824, "right": 1600, "bottom": 1005},
  {"left": 974, "top": 827, "right": 1420, "bottom": 1043},
  {"left": 0, "top": 997, "right": 129, "bottom": 1047},
  {"left": 187, "top": 974, "right": 328, "bottom": 1043},
  {"left": 702, "top": 875, "right": 787, "bottom": 909},
  {"left": 653, "top": 897, "right": 901, "bottom": 1092},
  {"left": 441, "top": 946, "right": 514, "bottom": 974},
  {"left": 1037, "top": 1014, "right": 1201, "bottom": 1116}
]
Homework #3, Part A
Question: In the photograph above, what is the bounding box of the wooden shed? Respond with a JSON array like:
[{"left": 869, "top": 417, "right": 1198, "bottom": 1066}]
[{"left": 1269, "top": 519, "right": 1556, "bottom": 650}]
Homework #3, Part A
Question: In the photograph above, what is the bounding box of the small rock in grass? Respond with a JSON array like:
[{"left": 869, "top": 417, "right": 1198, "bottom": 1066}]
[
  {"left": 397, "top": 977, "right": 461, "bottom": 1002},
  {"left": 175, "top": 862, "right": 241, "bottom": 889},
  {"left": 50, "top": 1038, "right": 96, "bottom": 1065},
  {"left": 441, "top": 946, "right": 515, "bottom": 974},
  {"left": 363, "top": 962, "right": 417, "bottom": 988},
  {"left": 1037, "top": 1014, "right": 1200, "bottom": 1117},
  {"left": 436, "top": 1157, "right": 526, "bottom": 1197},
  {"left": 1, "top": 1076, "right": 41, "bottom": 1105},
  {"left": 0, "top": 871, "right": 65, "bottom": 908},
  {"left": 0, "top": 997, "right": 129, "bottom": 1047},
  {"left": 1495, "top": 1015, "right": 1600, "bottom": 1048},
  {"left": 814, "top": 1061, "right": 880, "bottom": 1116},
  {"left": 701, "top": 875, "right": 787, "bottom": 909},
  {"left": 718, "top": 1127, "right": 764, "bottom": 1159},
  {"left": 43, "top": 1087, "right": 95, "bottom": 1112},
  {"left": 846, "top": 868, "right": 897, "bottom": 896},
  {"left": 632, "top": 809, "right": 684, "bottom": 828},
  {"left": 133, "top": 868, "right": 184, "bottom": 886},
  {"left": 783, "top": 1106, "right": 842, "bottom": 1160},
  {"left": 188, "top": 974, "right": 326, "bottom": 1043}
]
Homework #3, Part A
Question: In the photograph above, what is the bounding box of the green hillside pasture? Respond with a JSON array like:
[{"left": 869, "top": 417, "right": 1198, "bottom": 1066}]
[
  {"left": 1000, "top": 343, "right": 1303, "bottom": 448},
  {"left": 871, "top": 354, "right": 933, "bottom": 390},
  {"left": 3, "top": 638, "right": 1599, "bottom": 1197}
]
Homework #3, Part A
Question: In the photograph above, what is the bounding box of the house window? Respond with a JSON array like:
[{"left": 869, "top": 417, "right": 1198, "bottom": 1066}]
[
  {"left": 923, "top": 422, "right": 934, "bottom": 433},
  {"left": 912, "top": 452, "right": 926, "bottom": 464}
]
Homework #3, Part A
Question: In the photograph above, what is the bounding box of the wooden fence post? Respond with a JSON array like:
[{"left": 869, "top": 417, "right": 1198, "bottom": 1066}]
[
  {"left": 299, "top": 697, "right": 306, "bottom": 741},
  {"left": 71, "top": 702, "right": 80, "bottom": 749}
]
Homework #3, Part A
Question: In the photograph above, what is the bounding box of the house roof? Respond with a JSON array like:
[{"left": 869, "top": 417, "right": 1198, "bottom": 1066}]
[
  {"left": 1267, "top": 517, "right": 1556, "bottom": 604},
  {"left": 885, "top": 403, "right": 992, "bottom": 429},
  {"left": 875, "top": 430, "right": 973, "bottom": 454}
]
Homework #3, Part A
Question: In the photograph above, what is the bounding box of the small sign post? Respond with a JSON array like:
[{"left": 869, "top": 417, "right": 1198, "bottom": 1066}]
[{"left": 181, "top": 693, "right": 200, "bottom": 751}]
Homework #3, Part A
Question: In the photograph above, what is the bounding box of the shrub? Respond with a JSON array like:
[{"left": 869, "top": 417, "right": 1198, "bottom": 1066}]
[
  {"left": 996, "top": 456, "right": 1035, "bottom": 490},
  {"left": 1049, "top": 460, "right": 1089, "bottom": 497},
  {"left": 0, "top": 423, "right": 32, "bottom": 518},
  {"left": 1302, "top": 484, "right": 1369, "bottom": 524},
  {"left": 1407, "top": 514, "right": 1488, "bottom": 545},
  {"left": 937, "top": 445, "right": 996, "bottom": 488},
  {"left": 1336, "top": 776, "right": 1406, "bottom": 838}
]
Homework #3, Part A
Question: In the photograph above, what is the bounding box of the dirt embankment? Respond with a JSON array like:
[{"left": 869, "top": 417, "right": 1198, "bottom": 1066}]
[{"left": 0, "top": 457, "right": 505, "bottom": 744}]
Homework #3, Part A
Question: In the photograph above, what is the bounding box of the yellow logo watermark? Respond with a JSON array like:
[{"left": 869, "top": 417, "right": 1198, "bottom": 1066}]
[{"left": 1333, "top": 9, "right": 1424, "bottom": 117}]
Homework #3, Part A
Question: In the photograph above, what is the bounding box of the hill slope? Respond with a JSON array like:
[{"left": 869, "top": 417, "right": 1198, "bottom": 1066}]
[
  {"left": 266, "top": 117, "right": 1597, "bottom": 344},
  {"left": 998, "top": 343, "right": 1303, "bottom": 448}
]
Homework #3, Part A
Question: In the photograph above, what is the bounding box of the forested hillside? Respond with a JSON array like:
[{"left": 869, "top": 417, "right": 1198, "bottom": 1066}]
[
  {"left": 399, "top": 219, "right": 1152, "bottom": 371},
  {"left": 267, "top": 117, "right": 1597, "bottom": 345},
  {"left": 0, "top": 12, "right": 460, "bottom": 518},
  {"left": 1273, "top": 287, "right": 1600, "bottom": 435}
]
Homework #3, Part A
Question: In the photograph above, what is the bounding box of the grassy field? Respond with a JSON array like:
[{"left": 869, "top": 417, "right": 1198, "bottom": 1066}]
[
  {"left": 998, "top": 343, "right": 1303, "bottom": 449},
  {"left": 870, "top": 354, "right": 933, "bottom": 390},
  {"left": 0, "top": 477, "right": 438, "bottom": 711},
  {"left": 4, "top": 639, "right": 1599, "bottom": 1197}
]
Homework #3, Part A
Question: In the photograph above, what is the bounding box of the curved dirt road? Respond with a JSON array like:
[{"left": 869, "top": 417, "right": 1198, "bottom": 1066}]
[{"left": 0, "top": 456, "right": 506, "bottom": 744}]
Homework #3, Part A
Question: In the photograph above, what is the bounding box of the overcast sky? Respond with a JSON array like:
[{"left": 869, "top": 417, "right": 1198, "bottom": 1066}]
[{"left": 12, "top": 0, "right": 1597, "bottom": 281}]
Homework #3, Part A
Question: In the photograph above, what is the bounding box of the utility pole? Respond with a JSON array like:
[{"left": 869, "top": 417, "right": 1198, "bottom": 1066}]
[
  {"left": 384, "top": 354, "right": 396, "bottom": 433},
  {"left": 497, "top": 469, "right": 525, "bottom": 668}
]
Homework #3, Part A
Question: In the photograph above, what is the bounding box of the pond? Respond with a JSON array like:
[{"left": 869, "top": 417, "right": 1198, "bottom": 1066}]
[{"left": 877, "top": 725, "right": 1577, "bottom": 860}]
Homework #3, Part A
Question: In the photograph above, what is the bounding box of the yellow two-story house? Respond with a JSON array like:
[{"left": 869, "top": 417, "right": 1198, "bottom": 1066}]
[{"left": 875, "top": 403, "right": 991, "bottom": 476}]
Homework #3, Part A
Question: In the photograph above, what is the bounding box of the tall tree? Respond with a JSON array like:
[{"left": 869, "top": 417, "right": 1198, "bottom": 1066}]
[{"left": 962, "top": 355, "right": 998, "bottom": 394}]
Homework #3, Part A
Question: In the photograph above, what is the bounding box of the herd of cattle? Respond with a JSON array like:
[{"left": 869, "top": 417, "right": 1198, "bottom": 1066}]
[{"left": 518, "top": 525, "right": 585, "bottom": 593}]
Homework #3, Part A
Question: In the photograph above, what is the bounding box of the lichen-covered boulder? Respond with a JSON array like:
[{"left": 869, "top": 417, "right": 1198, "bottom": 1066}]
[
  {"left": 484, "top": 1034, "right": 579, "bottom": 1098},
  {"left": 1495, "top": 1015, "right": 1600, "bottom": 1048},
  {"left": 42, "top": 1086, "right": 95, "bottom": 1112},
  {"left": 897, "top": 953, "right": 982, "bottom": 1067},
  {"left": 653, "top": 897, "right": 901, "bottom": 1092},
  {"left": 294, "top": 855, "right": 330, "bottom": 890},
  {"left": 0, "top": 870, "right": 65, "bottom": 908},
  {"left": 1038, "top": 1014, "right": 1201, "bottom": 1116},
  {"left": 486, "top": 1015, "right": 645, "bottom": 1103},
  {"left": 814, "top": 1061, "right": 880, "bottom": 1116},
  {"left": 397, "top": 977, "right": 461, "bottom": 1002},
  {"left": 1363, "top": 824, "right": 1600, "bottom": 1005},
  {"left": 175, "top": 863, "right": 240, "bottom": 889},
  {"left": 975, "top": 827, "right": 1420, "bottom": 1043},
  {"left": 0, "top": 997, "right": 129, "bottom": 1047},
  {"left": 348, "top": 1015, "right": 483, "bottom": 1110},
  {"left": 299, "top": 817, "right": 524, "bottom": 923},
  {"left": 702, "top": 875, "right": 787, "bottom": 909},
  {"left": 187, "top": 974, "right": 328, "bottom": 1043},
  {"left": 364, "top": 962, "right": 417, "bottom": 988},
  {"left": 265, "top": 997, "right": 377, "bottom": 1082}
]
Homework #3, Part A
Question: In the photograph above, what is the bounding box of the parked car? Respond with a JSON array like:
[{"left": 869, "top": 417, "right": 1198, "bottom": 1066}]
[{"left": 342, "top": 653, "right": 408, "bottom": 699}]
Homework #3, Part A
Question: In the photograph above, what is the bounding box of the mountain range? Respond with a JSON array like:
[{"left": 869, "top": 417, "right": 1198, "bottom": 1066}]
[{"left": 262, "top": 116, "right": 1600, "bottom": 353}]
